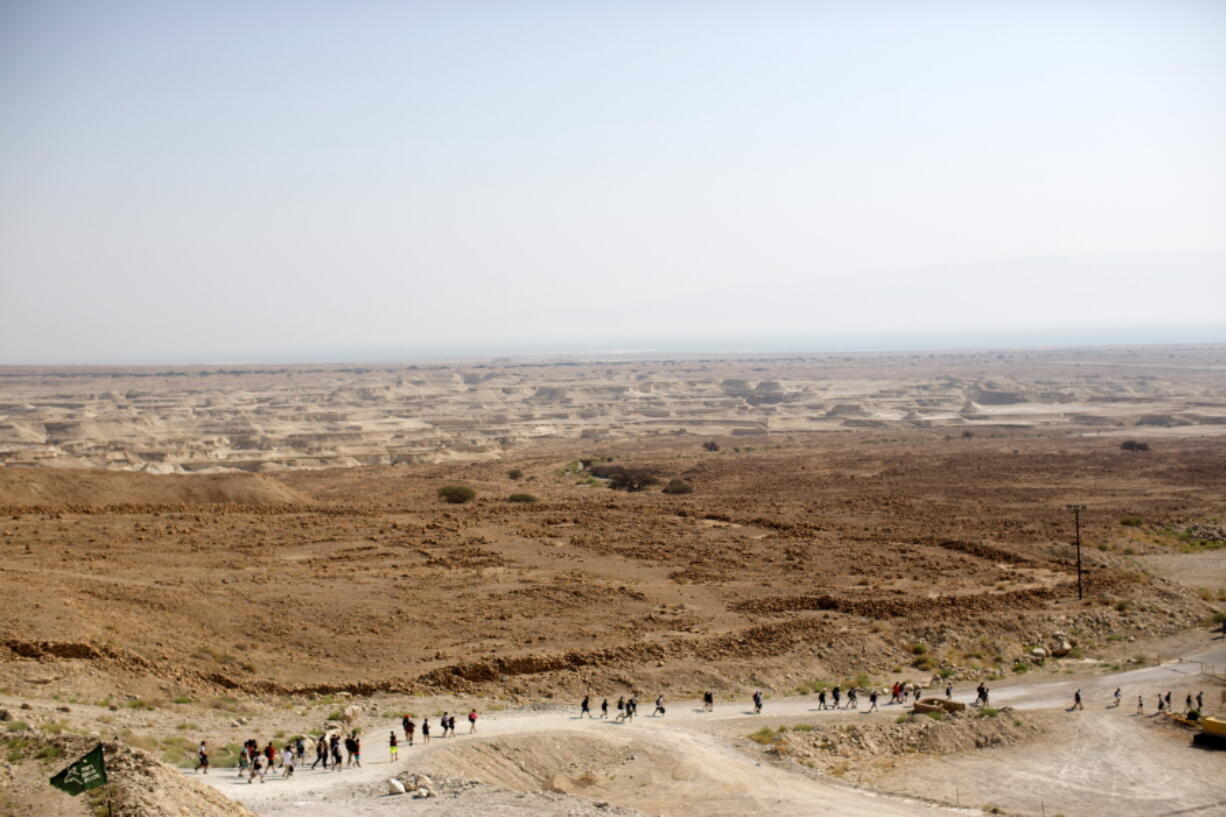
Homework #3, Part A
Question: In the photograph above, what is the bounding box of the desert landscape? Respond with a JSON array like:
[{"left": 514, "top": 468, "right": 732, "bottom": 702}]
[
  {"left": 1, "top": 346, "right": 1224, "bottom": 817},
  {"left": 3, "top": 344, "right": 1224, "bottom": 474}
]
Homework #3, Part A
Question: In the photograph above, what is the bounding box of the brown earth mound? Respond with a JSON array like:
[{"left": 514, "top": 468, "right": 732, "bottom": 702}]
[
  {"left": 0, "top": 469, "right": 308, "bottom": 507},
  {"left": 770, "top": 710, "right": 1051, "bottom": 782},
  {"left": 0, "top": 733, "right": 254, "bottom": 817}
]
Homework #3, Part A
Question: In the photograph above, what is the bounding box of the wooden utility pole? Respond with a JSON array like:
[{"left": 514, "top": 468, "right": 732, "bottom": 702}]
[{"left": 1067, "top": 504, "right": 1086, "bottom": 600}]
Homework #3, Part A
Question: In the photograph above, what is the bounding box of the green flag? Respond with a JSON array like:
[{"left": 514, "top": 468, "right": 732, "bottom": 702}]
[{"left": 49, "top": 744, "right": 108, "bottom": 796}]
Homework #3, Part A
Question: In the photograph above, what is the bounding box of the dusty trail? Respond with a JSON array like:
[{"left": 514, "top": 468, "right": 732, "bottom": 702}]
[
  {"left": 201, "top": 705, "right": 963, "bottom": 817},
  {"left": 198, "top": 640, "right": 1226, "bottom": 817}
]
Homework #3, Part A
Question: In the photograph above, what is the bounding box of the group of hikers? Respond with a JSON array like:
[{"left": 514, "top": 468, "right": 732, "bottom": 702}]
[
  {"left": 577, "top": 683, "right": 935, "bottom": 720},
  {"left": 220, "top": 733, "right": 364, "bottom": 783},
  {"left": 191, "top": 682, "right": 1211, "bottom": 780},
  {"left": 196, "top": 711, "right": 481, "bottom": 781},
  {"left": 397, "top": 710, "right": 479, "bottom": 744},
  {"left": 1130, "top": 689, "right": 1205, "bottom": 715}
]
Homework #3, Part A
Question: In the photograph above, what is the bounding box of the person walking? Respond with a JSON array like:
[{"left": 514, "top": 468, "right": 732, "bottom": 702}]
[
  {"left": 616, "top": 697, "right": 626, "bottom": 720},
  {"left": 263, "top": 742, "right": 277, "bottom": 775},
  {"left": 422, "top": 718, "right": 431, "bottom": 742},
  {"left": 1113, "top": 688, "right": 1122, "bottom": 708},
  {"left": 389, "top": 732, "right": 398, "bottom": 762},
  {"left": 831, "top": 686, "right": 841, "bottom": 710},
  {"left": 295, "top": 736, "right": 306, "bottom": 765},
  {"left": 847, "top": 688, "right": 858, "bottom": 710},
  {"left": 343, "top": 734, "right": 356, "bottom": 767},
  {"left": 1186, "top": 694, "right": 1194, "bottom": 713},
  {"left": 1197, "top": 691, "right": 1204, "bottom": 711},
  {"left": 249, "top": 750, "right": 266, "bottom": 784},
  {"left": 1073, "top": 689, "right": 1083, "bottom": 711},
  {"left": 1136, "top": 695, "right": 1144, "bottom": 714},
  {"left": 753, "top": 690, "right": 763, "bottom": 714},
  {"left": 402, "top": 714, "right": 412, "bottom": 741},
  {"left": 945, "top": 683, "right": 952, "bottom": 700},
  {"left": 195, "top": 741, "right": 209, "bottom": 774},
  {"left": 330, "top": 734, "right": 342, "bottom": 771},
  {"left": 600, "top": 698, "right": 609, "bottom": 719},
  {"left": 581, "top": 696, "right": 593, "bottom": 718},
  {"left": 702, "top": 691, "right": 714, "bottom": 712},
  {"left": 817, "top": 689, "right": 827, "bottom": 710},
  {"left": 311, "top": 737, "right": 327, "bottom": 770},
  {"left": 439, "top": 713, "right": 450, "bottom": 737},
  {"left": 868, "top": 690, "right": 879, "bottom": 712},
  {"left": 654, "top": 695, "right": 666, "bottom": 717},
  {"left": 282, "top": 745, "right": 295, "bottom": 778},
  {"left": 405, "top": 717, "right": 416, "bottom": 746},
  {"left": 352, "top": 734, "right": 361, "bottom": 767},
  {"left": 468, "top": 709, "right": 479, "bottom": 733}
]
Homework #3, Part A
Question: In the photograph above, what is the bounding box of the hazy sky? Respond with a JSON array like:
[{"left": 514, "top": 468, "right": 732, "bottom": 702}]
[{"left": 2, "top": 1, "right": 1224, "bottom": 363}]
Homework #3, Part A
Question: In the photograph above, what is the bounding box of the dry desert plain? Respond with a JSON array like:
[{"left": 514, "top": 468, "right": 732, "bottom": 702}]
[{"left": 1, "top": 344, "right": 1225, "bottom": 817}]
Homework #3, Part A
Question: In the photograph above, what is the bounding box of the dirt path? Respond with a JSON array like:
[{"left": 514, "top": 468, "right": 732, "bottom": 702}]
[{"left": 198, "top": 639, "right": 1226, "bottom": 817}]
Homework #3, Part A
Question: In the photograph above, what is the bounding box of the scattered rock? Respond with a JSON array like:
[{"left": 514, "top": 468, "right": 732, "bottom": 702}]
[{"left": 387, "top": 778, "right": 406, "bottom": 795}]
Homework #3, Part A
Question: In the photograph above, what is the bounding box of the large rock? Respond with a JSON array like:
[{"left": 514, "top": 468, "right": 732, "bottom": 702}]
[
  {"left": 1031, "top": 647, "right": 1048, "bottom": 658},
  {"left": 388, "top": 778, "right": 406, "bottom": 795}
]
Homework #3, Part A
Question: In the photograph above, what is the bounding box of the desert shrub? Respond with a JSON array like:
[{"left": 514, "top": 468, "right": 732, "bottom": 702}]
[
  {"left": 586, "top": 463, "right": 622, "bottom": 479},
  {"left": 702, "top": 440, "right": 720, "bottom": 452},
  {"left": 662, "top": 479, "right": 694, "bottom": 495},
  {"left": 1120, "top": 440, "right": 1150, "bottom": 452},
  {"left": 1012, "top": 662, "right": 1030, "bottom": 674},
  {"left": 506, "top": 493, "right": 537, "bottom": 503},
  {"left": 910, "top": 643, "right": 927, "bottom": 655},
  {"left": 748, "top": 727, "right": 781, "bottom": 744},
  {"left": 1120, "top": 516, "right": 1143, "bottom": 527},
  {"left": 506, "top": 468, "right": 524, "bottom": 481},
  {"left": 437, "top": 485, "right": 476, "bottom": 504},
  {"left": 609, "top": 469, "right": 658, "bottom": 492},
  {"left": 913, "top": 656, "right": 935, "bottom": 671},
  {"left": 978, "top": 707, "right": 999, "bottom": 718},
  {"left": 922, "top": 709, "right": 945, "bottom": 721},
  {"left": 961, "top": 429, "right": 974, "bottom": 439}
]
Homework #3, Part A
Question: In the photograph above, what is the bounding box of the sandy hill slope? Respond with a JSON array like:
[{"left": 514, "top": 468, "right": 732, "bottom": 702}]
[
  {"left": 0, "top": 469, "right": 308, "bottom": 507},
  {"left": 0, "top": 733, "right": 255, "bottom": 817}
]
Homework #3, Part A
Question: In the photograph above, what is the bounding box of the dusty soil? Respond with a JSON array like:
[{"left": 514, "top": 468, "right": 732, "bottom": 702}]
[
  {"left": 2, "top": 344, "right": 1225, "bottom": 472},
  {"left": 1, "top": 430, "right": 1223, "bottom": 704},
  {"left": 0, "top": 734, "right": 255, "bottom": 817},
  {"left": 3, "top": 347, "right": 1226, "bottom": 816}
]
